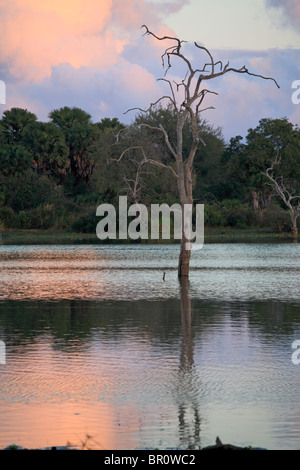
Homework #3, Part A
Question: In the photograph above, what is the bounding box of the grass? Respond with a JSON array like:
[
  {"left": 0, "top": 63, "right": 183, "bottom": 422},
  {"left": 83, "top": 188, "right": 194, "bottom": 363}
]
[
  {"left": 204, "top": 227, "right": 295, "bottom": 243},
  {"left": 0, "top": 227, "right": 296, "bottom": 245},
  {"left": 1, "top": 228, "right": 98, "bottom": 245}
]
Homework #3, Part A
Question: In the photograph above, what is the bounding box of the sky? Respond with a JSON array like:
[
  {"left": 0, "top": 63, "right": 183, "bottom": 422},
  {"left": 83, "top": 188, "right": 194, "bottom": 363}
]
[{"left": 0, "top": 0, "right": 300, "bottom": 142}]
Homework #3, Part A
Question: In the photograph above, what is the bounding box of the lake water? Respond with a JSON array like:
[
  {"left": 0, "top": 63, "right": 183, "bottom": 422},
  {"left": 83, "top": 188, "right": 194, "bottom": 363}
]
[{"left": 0, "top": 243, "right": 300, "bottom": 450}]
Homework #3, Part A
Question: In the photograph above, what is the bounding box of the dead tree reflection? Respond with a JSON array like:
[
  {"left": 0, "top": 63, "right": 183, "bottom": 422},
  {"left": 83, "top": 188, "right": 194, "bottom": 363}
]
[{"left": 177, "top": 277, "right": 201, "bottom": 449}]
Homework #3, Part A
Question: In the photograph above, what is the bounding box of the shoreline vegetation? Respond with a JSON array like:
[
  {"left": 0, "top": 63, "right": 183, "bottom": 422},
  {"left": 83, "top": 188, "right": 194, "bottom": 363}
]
[
  {"left": 0, "top": 109, "right": 299, "bottom": 252},
  {"left": 1, "top": 436, "right": 266, "bottom": 451},
  {"left": 0, "top": 227, "right": 297, "bottom": 245}
]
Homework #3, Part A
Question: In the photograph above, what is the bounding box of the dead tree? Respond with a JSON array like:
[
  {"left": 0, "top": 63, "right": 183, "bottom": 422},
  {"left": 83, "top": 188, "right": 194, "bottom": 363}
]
[
  {"left": 118, "top": 25, "right": 279, "bottom": 277},
  {"left": 121, "top": 150, "right": 148, "bottom": 205},
  {"left": 263, "top": 155, "right": 300, "bottom": 240}
]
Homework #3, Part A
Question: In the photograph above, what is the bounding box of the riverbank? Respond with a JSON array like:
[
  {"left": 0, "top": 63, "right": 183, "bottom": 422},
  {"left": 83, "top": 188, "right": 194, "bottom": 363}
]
[
  {"left": 0, "top": 227, "right": 295, "bottom": 245},
  {"left": 2, "top": 436, "right": 264, "bottom": 450}
]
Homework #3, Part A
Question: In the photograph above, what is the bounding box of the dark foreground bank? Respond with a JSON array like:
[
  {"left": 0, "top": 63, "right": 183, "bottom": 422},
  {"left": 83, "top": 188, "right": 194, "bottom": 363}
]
[{"left": 2, "top": 437, "right": 267, "bottom": 451}]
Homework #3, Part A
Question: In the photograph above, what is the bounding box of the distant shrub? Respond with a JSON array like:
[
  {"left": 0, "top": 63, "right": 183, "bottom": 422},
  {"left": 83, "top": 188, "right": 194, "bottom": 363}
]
[
  {"left": 71, "top": 211, "right": 98, "bottom": 233},
  {"left": 13, "top": 210, "right": 30, "bottom": 228},
  {"left": 225, "top": 206, "right": 258, "bottom": 229},
  {"left": 74, "top": 192, "right": 102, "bottom": 204},
  {"left": 204, "top": 204, "right": 226, "bottom": 227},
  {"left": 222, "top": 199, "right": 243, "bottom": 210},
  {"left": 259, "top": 206, "right": 291, "bottom": 232},
  {"left": 9, "top": 172, "right": 58, "bottom": 212},
  {"left": 0, "top": 190, "right": 5, "bottom": 207},
  {"left": 26, "top": 205, "right": 56, "bottom": 229},
  {"left": 0, "top": 206, "right": 15, "bottom": 227},
  {"left": 8, "top": 205, "right": 56, "bottom": 230}
]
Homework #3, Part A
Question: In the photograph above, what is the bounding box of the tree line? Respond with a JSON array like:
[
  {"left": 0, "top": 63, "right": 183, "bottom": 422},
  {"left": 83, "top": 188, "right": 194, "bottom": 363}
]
[{"left": 0, "top": 105, "right": 299, "bottom": 237}]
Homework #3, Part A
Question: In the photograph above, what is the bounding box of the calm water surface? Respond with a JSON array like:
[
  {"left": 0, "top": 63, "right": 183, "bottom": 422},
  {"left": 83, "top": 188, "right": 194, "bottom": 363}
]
[{"left": 0, "top": 243, "right": 300, "bottom": 450}]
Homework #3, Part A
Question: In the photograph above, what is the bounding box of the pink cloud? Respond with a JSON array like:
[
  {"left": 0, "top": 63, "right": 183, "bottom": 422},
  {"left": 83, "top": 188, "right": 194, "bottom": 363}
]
[{"left": 0, "top": 0, "right": 183, "bottom": 83}]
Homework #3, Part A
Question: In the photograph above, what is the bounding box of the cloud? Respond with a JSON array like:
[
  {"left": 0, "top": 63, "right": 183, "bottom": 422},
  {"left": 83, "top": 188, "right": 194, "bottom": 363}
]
[
  {"left": 0, "top": 0, "right": 189, "bottom": 122},
  {"left": 0, "top": 0, "right": 299, "bottom": 143},
  {"left": 3, "top": 61, "right": 165, "bottom": 125},
  {"left": 265, "top": 0, "right": 300, "bottom": 29},
  {"left": 0, "top": 0, "right": 114, "bottom": 81},
  {"left": 0, "top": 0, "right": 184, "bottom": 83}
]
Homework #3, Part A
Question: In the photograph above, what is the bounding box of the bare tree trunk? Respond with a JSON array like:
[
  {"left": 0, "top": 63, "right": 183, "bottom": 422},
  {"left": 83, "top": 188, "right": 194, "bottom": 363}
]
[
  {"left": 291, "top": 214, "right": 298, "bottom": 241},
  {"left": 177, "top": 192, "right": 194, "bottom": 277},
  {"left": 178, "top": 234, "right": 192, "bottom": 277},
  {"left": 179, "top": 276, "right": 193, "bottom": 366},
  {"left": 251, "top": 191, "right": 259, "bottom": 211}
]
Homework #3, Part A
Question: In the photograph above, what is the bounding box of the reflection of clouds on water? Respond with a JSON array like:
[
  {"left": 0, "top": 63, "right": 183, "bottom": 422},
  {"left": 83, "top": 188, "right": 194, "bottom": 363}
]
[
  {"left": 0, "top": 265, "right": 300, "bottom": 449},
  {"left": 0, "top": 244, "right": 299, "bottom": 302}
]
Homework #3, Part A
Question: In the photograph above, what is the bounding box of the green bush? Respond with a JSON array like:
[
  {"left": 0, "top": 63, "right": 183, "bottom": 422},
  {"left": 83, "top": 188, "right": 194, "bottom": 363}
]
[
  {"left": 0, "top": 206, "right": 15, "bottom": 227},
  {"left": 222, "top": 199, "right": 243, "bottom": 210},
  {"left": 26, "top": 205, "right": 56, "bottom": 229},
  {"left": 71, "top": 210, "right": 98, "bottom": 233},
  {"left": 13, "top": 210, "right": 30, "bottom": 228},
  {"left": 8, "top": 205, "right": 56, "bottom": 229},
  {"left": 259, "top": 206, "right": 291, "bottom": 232},
  {"left": 6, "top": 171, "right": 59, "bottom": 212},
  {"left": 225, "top": 206, "right": 258, "bottom": 229},
  {"left": 204, "top": 204, "right": 226, "bottom": 227}
]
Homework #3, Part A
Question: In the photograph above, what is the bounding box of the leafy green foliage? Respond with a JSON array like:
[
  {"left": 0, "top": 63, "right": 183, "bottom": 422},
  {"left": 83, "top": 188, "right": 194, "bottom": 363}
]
[
  {"left": 25, "top": 121, "right": 69, "bottom": 178},
  {"left": 49, "top": 106, "right": 99, "bottom": 189},
  {"left": 0, "top": 105, "right": 298, "bottom": 235},
  {"left": 222, "top": 118, "right": 300, "bottom": 206},
  {"left": 0, "top": 107, "right": 37, "bottom": 144},
  {"left": 0, "top": 108, "right": 38, "bottom": 176},
  {"left": 0, "top": 144, "right": 33, "bottom": 176}
]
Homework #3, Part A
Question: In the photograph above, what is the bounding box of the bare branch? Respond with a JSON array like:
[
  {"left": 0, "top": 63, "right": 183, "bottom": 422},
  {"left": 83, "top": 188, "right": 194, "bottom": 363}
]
[
  {"left": 157, "top": 78, "right": 178, "bottom": 111},
  {"left": 123, "top": 171, "right": 144, "bottom": 205},
  {"left": 124, "top": 95, "right": 176, "bottom": 115},
  {"left": 146, "top": 158, "right": 180, "bottom": 179},
  {"left": 193, "top": 41, "right": 280, "bottom": 88},
  {"left": 111, "top": 143, "right": 179, "bottom": 180},
  {"left": 141, "top": 25, "right": 195, "bottom": 76},
  {"left": 202, "top": 64, "right": 280, "bottom": 88},
  {"left": 141, "top": 25, "right": 184, "bottom": 51},
  {"left": 137, "top": 122, "right": 179, "bottom": 162},
  {"left": 141, "top": 25, "right": 190, "bottom": 74},
  {"left": 110, "top": 146, "right": 146, "bottom": 163},
  {"left": 195, "top": 89, "right": 218, "bottom": 115},
  {"left": 194, "top": 42, "right": 218, "bottom": 76}
]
